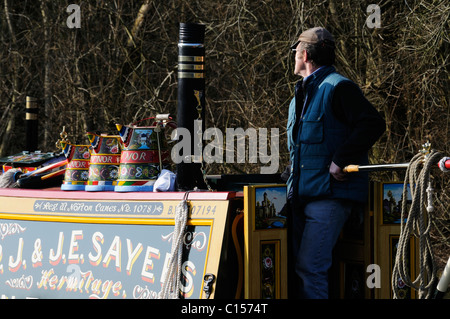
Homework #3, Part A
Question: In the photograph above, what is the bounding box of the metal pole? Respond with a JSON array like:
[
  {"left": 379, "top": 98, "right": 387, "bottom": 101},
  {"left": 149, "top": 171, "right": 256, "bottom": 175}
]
[
  {"left": 26, "top": 96, "right": 38, "bottom": 152},
  {"left": 344, "top": 159, "right": 450, "bottom": 173},
  {"left": 343, "top": 163, "right": 410, "bottom": 173}
]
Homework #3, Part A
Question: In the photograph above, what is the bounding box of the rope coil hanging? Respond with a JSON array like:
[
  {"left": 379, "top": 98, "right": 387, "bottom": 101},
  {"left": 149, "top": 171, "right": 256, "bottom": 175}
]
[
  {"left": 392, "top": 149, "right": 442, "bottom": 299},
  {"left": 158, "top": 192, "right": 190, "bottom": 299}
]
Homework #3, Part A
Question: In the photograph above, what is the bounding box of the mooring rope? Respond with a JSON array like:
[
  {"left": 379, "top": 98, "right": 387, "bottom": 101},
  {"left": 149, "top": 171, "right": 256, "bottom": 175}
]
[
  {"left": 392, "top": 149, "right": 442, "bottom": 299},
  {"left": 158, "top": 191, "right": 190, "bottom": 299}
]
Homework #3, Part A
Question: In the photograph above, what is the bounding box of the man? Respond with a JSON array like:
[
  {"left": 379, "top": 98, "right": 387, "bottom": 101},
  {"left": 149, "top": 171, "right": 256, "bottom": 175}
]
[{"left": 286, "top": 27, "right": 385, "bottom": 298}]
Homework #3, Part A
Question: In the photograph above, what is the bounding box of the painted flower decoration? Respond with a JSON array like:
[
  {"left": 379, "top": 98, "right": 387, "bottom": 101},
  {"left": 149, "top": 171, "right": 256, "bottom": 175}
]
[
  {"left": 110, "top": 168, "right": 118, "bottom": 179},
  {"left": 105, "top": 138, "right": 115, "bottom": 146},
  {"left": 110, "top": 145, "right": 119, "bottom": 154},
  {"left": 81, "top": 171, "right": 89, "bottom": 180}
]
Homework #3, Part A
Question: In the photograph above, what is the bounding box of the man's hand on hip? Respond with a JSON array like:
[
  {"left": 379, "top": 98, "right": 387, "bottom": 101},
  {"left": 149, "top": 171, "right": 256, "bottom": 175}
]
[{"left": 330, "top": 161, "right": 348, "bottom": 181}]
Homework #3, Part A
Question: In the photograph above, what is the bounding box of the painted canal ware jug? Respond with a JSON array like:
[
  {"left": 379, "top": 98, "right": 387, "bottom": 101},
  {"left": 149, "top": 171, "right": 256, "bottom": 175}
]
[
  {"left": 114, "top": 117, "right": 172, "bottom": 192},
  {"left": 85, "top": 133, "right": 121, "bottom": 192},
  {"left": 60, "top": 142, "right": 91, "bottom": 191}
]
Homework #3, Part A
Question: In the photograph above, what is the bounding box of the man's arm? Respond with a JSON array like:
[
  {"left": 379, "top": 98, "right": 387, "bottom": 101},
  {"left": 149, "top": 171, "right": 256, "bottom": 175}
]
[{"left": 330, "top": 81, "right": 386, "bottom": 170}]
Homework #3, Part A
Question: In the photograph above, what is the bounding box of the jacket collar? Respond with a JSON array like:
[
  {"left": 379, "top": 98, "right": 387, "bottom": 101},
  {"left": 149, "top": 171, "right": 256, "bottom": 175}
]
[{"left": 302, "top": 65, "right": 335, "bottom": 89}]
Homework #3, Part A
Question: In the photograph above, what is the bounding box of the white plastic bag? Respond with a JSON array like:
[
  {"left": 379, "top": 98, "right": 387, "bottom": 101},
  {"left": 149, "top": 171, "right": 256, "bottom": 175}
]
[{"left": 153, "top": 169, "right": 176, "bottom": 192}]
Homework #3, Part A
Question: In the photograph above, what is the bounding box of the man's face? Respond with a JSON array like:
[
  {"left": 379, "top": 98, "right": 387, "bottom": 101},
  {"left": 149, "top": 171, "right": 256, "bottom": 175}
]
[{"left": 294, "top": 43, "right": 307, "bottom": 77}]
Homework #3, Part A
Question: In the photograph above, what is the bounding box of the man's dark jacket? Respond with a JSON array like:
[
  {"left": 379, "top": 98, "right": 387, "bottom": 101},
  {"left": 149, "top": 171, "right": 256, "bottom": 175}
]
[{"left": 287, "top": 65, "right": 385, "bottom": 203}]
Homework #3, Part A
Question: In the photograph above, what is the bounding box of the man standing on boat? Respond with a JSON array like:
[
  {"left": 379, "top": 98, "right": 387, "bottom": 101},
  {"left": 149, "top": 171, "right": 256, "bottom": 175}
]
[{"left": 286, "top": 27, "right": 385, "bottom": 298}]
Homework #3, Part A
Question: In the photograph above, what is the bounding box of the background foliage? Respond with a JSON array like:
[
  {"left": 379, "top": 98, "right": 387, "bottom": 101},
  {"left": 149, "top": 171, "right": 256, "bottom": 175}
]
[{"left": 0, "top": 1, "right": 449, "bottom": 267}]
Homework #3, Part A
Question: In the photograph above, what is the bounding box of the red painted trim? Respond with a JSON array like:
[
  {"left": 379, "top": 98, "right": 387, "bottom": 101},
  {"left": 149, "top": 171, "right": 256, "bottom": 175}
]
[{"left": 0, "top": 187, "right": 237, "bottom": 201}]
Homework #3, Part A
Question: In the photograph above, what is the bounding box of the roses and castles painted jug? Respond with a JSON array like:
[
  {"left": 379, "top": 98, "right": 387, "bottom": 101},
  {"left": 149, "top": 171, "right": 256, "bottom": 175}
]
[
  {"left": 60, "top": 142, "right": 91, "bottom": 191},
  {"left": 85, "top": 133, "right": 121, "bottom": 191},
  {"left": 114, "top": 118, "right": 171, "bottom": 192}
]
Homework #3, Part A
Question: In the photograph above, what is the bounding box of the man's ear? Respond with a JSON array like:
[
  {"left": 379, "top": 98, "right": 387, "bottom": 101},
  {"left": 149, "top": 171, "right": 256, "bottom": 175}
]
[{"left": 302, "top": 50, "right": 309, "bottom": 62}]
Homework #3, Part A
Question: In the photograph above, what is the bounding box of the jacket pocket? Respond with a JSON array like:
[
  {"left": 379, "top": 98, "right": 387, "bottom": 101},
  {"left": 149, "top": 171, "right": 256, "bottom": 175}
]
[
  {"left": 299, "top": 113, "right": 324, "bottom": 144},
  {"left": 298, "top": 156, "right": 331, "bottom": 198}
]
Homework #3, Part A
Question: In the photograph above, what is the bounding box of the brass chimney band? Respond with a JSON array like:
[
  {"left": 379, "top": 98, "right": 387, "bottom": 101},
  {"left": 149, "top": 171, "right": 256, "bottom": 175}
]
[
  {"left": 26, "top": 96, "right": 38, "bottom": 120},
  {"left": 178, "top": 55, "right": 205, "bottom": 79},
  {"left": 178, "top": 55, "right": 204, "bottom": 63},
  {"left": 178, "top": 64, "right": 204, "bottom": 71}
]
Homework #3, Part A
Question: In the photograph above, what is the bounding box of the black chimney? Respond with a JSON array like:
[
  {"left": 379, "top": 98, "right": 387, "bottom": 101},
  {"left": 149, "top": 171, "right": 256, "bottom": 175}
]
[{"left": 176, "top": 23, "right": 207, "bottom": 191}]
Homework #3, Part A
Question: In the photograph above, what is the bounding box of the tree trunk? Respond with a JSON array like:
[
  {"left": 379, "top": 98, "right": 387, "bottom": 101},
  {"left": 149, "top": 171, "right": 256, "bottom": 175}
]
[
  {"left": 40, "top": 0, "right": 52, "bottom": 151},
  {"left": 0, "top": 0, "right": 19, "bottom": 156}
]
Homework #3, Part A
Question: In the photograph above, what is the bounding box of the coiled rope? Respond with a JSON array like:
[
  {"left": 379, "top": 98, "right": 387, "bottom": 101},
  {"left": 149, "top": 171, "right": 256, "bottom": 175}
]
[
  {"left": 158, "top": 192, "right": 190, "bottom": 299},
  {"left": 392, "top": 149, "right": 442, "bottom": 299}
]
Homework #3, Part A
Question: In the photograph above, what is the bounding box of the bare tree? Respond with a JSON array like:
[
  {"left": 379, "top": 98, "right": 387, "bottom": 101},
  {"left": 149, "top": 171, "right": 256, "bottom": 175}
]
[{"left": 0, "top": 0, "right": 448, "bottom": 265}]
